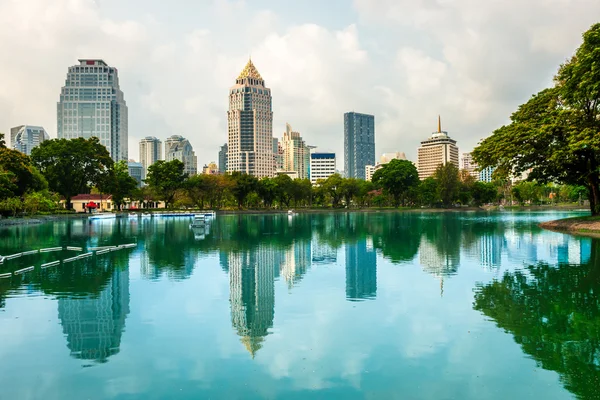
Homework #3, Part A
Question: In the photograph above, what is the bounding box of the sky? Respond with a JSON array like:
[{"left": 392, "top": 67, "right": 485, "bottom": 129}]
[{"left": 1, "top": 0, "right": 599, "bottom": 169}]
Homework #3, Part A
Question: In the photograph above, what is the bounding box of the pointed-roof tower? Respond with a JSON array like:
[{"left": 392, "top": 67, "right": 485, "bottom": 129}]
[{"left": 236, "top": 58, "right": 264, "bottom": 85}]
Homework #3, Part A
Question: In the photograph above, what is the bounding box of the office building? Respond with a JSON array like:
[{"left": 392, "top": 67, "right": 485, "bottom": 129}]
[
  {"left": 281, "top": 123, "right": 311, "bottom": 180},
  {"left": 57, "top": 59, "right": 128, "bottom": 161},
  {"left": 139, "top": 136, "right": 162, "bottom": 175},
  {"left": 461, "top": 152, "right": 479, "bottom": 179},
  {"left": 218, "top": 143, "right": 228, "bottom": 174},
  {"left": 365, "top": 152, "right": 407, "bottom": 181},
  {"left": 310, "top": 152, "right": 336, "bottom": 184},
  {"left": 10, "top": 125, "right": 49, "bottom": 155},
  {"left": 479, "top": 166, "right": 496, "bottom": 183},
  {"left": 344, "top": 112, "right": 375, "bottom": 180},
  {"left": 202, "top": 162, "right": 219, "bottom": 175},
  {"left": 417, "top": 117, "right": 459, "bottom": 180},
  {"left": 273, "top": 138, "right": 284, "bottom": 172},
  {"left": 227, "top": 59, "right": 274, "bottom": 178},
  {"left": 127, "top": 160, "right": 144, "bottom": 187},
  {"left": 165, "top": 135, "right": 197, "bottom": 175}
]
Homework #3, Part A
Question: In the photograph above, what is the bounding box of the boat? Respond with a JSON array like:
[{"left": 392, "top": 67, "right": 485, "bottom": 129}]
[
  {"left": 89, "top": 213, "right": 117, "bottom": 220},
  {"left": 141, "top": 213, "right": 152, "bottom": 218},
  {"left": 288, "top": 210, "right": 295, "bottom": 216},
  {"left": 191, "top": 226, "right": 206, "bottom": 240},
  {"left": 129, "top": 213, "right": 139, "bottom": 218},
  {"left": 190, "top": 214, "right": 206, "bottom": 228}
]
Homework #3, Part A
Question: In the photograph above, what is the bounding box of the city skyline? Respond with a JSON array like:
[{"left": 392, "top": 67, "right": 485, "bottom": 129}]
[{"left": 2, "top": 1, "right": 597, "bottom": 170}]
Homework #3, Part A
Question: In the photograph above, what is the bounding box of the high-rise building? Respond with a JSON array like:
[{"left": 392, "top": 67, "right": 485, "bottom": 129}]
[
  {"left": 139, "top": 136, "right": 162, "bottom": 175},
  {"left": 310, "top": 152, "right": 336, "bottom": 184},
  {"left": 365, "top": 152, "right": 408, "bottom": 181},
  {"left": 479, "top": 166, "right": 496, "bottom": 183},
  {"left": 10, "top": 125, "right": 49, "bottom": 155},
  {"left": 281, "top": 123, "right": 311, "bottom": 180},
  {"left": 273, "top": 138, "right": 284, "bottom": 172},
  {"left": 127, "top": 160, "right": 144, "bottom": 187},
  {"left": 227, "top": 59, "right": 274, "bottom": 178},
  {"left": 57, "top": 59, "right": 128, "bottom": 161},
  {"left": 165, "top": 135, "right": 197, "bottom": 176},
  {"left": 417, "top": 117, "right": 459, "bottom": 180},
  {"left": 57, "top": 265, "right": 129, "bottom": 362},
  {"left": 218, "top": 143, "right": 228, "bottom": 174},
  {"left": 345, "top": 237, "right": 377, "bottom": 301},
  {"left": 461, "top": 152, "right": 479, "bottom": 179},
  {"left": 344, "top": 112, "right": 375, "bottom": 180},
  {"left": 202, "top": 162, "right": 219, "bottom": 175}
]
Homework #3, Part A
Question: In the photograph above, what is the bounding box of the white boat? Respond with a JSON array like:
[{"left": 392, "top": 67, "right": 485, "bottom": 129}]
[
  {"left": 129, "top": 213, "right": 139, "bottom": 218},
  {"left": 288, "top": 210, "right": 295, "bottom": 215},
  {"left": 190, "top": 215, "right": 206, "bottom": 228},
  {"left": 89, "top": 213, "right": 117, "bottom": 220},
  {"left": 141, "top": 213, "right": 152, "bottom": 218}
]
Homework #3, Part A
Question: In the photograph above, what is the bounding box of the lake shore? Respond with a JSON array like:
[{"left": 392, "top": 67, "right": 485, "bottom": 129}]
[{"left": 539, "top": 216, "right": 600, "bottom": 237}]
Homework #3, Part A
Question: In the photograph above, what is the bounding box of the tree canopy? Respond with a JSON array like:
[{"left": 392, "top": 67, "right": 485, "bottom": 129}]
[
  {"left": 372, "top": 159, "right": 419, "bottom": 207},
  {"left": 31, "top": 137, "right": 113, "bottom": 208},
  {"left": 145, "top": 159, "right": 187, "bottom": 208},
  {"left": 99, "top": 160, "right": 138, "bottom": 210},
  {"left": 473, "top": 23, "right": 600, "bottom": 215}
]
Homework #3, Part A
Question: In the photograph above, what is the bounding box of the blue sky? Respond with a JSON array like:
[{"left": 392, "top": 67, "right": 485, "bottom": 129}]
[{"left": 1, "top": 0, "right": 599, "bottom": 168}]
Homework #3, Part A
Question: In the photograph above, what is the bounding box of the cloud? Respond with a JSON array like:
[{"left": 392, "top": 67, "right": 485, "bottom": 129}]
[{"left": 0, "top": 0, "right": 598, "bottom": 168}]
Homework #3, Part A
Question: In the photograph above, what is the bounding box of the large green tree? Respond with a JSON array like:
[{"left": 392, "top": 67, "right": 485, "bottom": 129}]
[
  {"left": 434, "top": 163, "right": 460, "bottom": 207},
  {"left": 322, "top": 173, "right": 344, "bottom": 208},
  {"left": 229, "top": 172, "right": 258, "bottom": 209},
  {"left": 145, "top": 159, "right": 187, "bottom": 208},
  {"left": 372, "top": 159, "right": 420, "bottom": 207},
  {"left": 100, "top": 160, "right": 138, "bottom": 210},
  {"left": 473, "top": 23, "right": 600, "bottom": 215},
  {"left": 185, "top": 174, "right": 212, "bottom": 209},
  {"left": 0, "top": 147, "right": 47, "bottom": 197},
  {"left": 31, "top": 137, "right": 113, "bottom": 209}
]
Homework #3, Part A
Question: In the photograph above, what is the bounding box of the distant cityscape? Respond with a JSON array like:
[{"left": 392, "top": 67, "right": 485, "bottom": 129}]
[{"left": 6, "top": 58, "right": 495, "bottom": 186}]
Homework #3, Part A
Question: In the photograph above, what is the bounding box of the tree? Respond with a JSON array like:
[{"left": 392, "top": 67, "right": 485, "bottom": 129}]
[
  {"left": 23, "top": 190, "right": 59, "bottom": 213},
  {"left": 0, "top": 147, "right": 47, "bottom": 196},
  {"left": 473, "top": 24, "right": 600, "bottom": 215},
  {"left": 339, "top": 178, "right": 361, "bottom": 208},
  {"left": 290, "top": 178, "right": 312, "bottom": 208},
  {"left": 322, "top": 174, "right": 344, "bottom": 208},
  {"left": 471, "top": 181, "right": 497, "bottom": 206},
  {"left": 0, "top": 132, "right": 5, "bottom": 148},
  {"left": 273, "top": 174, "right": 293, "bottom": 208},
  {"left": 434, "top": 163, "right": 460, "bottom": 207},
  {"left": 186, "top": 174, "right": 212, "bottom": 209},
  {"left": 257, "top": 178, "right": 277, "bottom": 208},
  {"left": 31, "top": 137, "right": 113, "bottom": 209},
  {"left": 229, "top": 172, "right": 258, "bottom": 209},
  {"left": 0, "top": 169, "right": 17, "bottom": 200},
  {"left": 145, "top": 160, "right": 187, "bottom": 208},
  {"left": 100, "top": 161, "right": 138, "bottom": 210},
  {"left": 418, "top": 177, "right": 439, "bottom": 207},
  {"left": 372, "top": 160, "right": 420, "bottom": 207}
]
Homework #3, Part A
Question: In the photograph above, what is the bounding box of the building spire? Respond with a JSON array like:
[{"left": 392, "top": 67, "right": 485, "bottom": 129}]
[
  {"left": 237, "top": 58, "right": 263, "bottom": 81},
  {"left": 438, "top": 115, "right": 441, "bottom": 133}
]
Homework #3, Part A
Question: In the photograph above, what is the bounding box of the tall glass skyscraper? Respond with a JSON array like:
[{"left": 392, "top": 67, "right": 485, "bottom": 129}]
[
  {"left": 57, "top": 59, "right": 128, "bottom": 161},
  {"left": 227, "top": 59, "right": 274, "bottom": 178},
  {"left": 344, "top": 112, "right": 375, "bottom": 179},
  {"left": 10, "top": 125, "right": 49, "bottom": 155}
]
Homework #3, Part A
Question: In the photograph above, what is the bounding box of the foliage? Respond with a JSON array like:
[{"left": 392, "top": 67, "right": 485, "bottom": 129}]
[
  {"left": 473, "top": 23, "right": 600, "bottom": 215},
  {"left": 434, "top": 163, "right": 460, "bottom": 207},
  {"left": 31, "top": 137, "right": 113, "bottom": 208},
  {"left": 0, "top": 147, "right": 47, "bottom": 196},
  {"left": 273, "top": 174, "right": 293, "bottom": 208},
  {"left": 471, "top": 182, "right": 497, "bottom": 206},
  {"left": 0, "top": 197, "right": 23, "bottom": 217},
  {"left": 23, "top": 190, "right": 59, "bottom": 213},
  {"left": 322, "top": 174, "right": 344, "bottom": 208},
  {"left": 99, "top": 161, "right": 138, "bottom": 210},
  {"left": 0, "top": 132, "right": 5, "bottom": 148},
  {"left": 186, "top": 174, "right": 212, "bottom": 209},
  {"left": 372, "top": 160, "right": 420, "bottom": 207},
  {"left": 339, "top": 178, "right": 361, "bottom": 208},
  {"left": 145, "top": 160, "right": 187, "bottom": 208},
  {"left": 229, "top": 172, "right": 258, "bottom": 209},
  {"left": 418, "top": 178, "right": 439, "bottom": 207}
]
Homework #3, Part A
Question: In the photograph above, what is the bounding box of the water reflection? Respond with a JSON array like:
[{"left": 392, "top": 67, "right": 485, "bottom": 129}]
[
  {"left": 474, "top": 240, "right": 600, "bottom": 400},
  {"left": 345, "top": 237, "right": 377, "bottom": 301}
]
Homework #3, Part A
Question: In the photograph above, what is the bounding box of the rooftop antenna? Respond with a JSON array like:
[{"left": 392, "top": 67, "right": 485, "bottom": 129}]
[{"left": 438, "top": 115, "right": 442, "bottom": 133}]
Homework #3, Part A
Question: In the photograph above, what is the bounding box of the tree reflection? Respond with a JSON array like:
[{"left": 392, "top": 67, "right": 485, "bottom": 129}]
[{"left": 474, "top": 240, "right": 600, "bottom": 400}]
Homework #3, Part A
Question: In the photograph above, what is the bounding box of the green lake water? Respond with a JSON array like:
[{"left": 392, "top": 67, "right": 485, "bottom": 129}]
[{"left": 0, "top": 211, "right": 598, "bottom": 399}]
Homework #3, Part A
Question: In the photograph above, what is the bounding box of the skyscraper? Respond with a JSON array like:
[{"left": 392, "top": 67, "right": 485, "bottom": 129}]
[
  {"left": 281, "top": 123, "right": 311, "bottom": 179},
  {"left": 139, "top": 136, "right": 162, "bottom": 175},
  {"left": 127, "top": 160, "right": 144, "bottom": 187},
  {"left": 57, "top": 59, "right": 128, "bottom": 161},
  {"left": 461, "top": 152, "right": 479, "bottom": 179},
  {"left": 165, "top": 135, "right": 197, "bottom": 176},
  {"left": 218, "top": 143, "right": 228, "bottom": 174},
  {"left": 417, "top": 117, "right": 459, "bottom": 180},
  {"left": 227, "top": 59, "right": 274, "bottom": 178},
  {"left": 10, "top": 125, "right": 49, "bottom": 155},
  {"left": 344, "top": 112, "right": 375, "bottom": 179}
]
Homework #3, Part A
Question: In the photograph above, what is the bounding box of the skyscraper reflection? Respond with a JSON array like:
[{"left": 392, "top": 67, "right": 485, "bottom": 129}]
[
  {"left": 229, "top": 245, "right": 277, "bottom": 358},
  {"left": 57, "top": 266, "right": 130, "bottom": 362},
  {"left": 345, "top": 237, "right": 377, "bottom": 301}
]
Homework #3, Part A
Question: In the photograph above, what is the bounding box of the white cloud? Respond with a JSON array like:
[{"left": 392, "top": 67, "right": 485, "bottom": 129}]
[{"left": 0, "top": 0, "right": 598, "bottom": 166}]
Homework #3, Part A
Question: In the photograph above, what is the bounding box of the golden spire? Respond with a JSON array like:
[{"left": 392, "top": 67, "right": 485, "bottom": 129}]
[
  {"left": 240, "top": 336, "right": 264, "bottom": 359},
  {"left": 438, "top": 115, "right": 442, "bottom": 133},
  {"left": 237, "top": 58, "right": 263, "bottom": 81}
]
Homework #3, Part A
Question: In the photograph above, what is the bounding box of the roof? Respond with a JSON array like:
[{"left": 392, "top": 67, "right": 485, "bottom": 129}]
[
  {"left": 237, "top": 59, "right": 263, "bottom": 81},
  {"left": 69, "top": 194, "right": 113, "bottom": 201}
]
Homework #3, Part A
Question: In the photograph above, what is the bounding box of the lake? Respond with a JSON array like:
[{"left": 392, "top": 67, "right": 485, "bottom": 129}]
[{"left": 0, "top": 211, "right": 598, "bottom": 400}]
